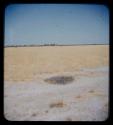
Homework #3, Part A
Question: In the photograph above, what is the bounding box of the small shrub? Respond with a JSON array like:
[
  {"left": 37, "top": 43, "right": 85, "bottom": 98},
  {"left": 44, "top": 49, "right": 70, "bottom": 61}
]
[
  {"left": 44, "top": 76, "right": 74, "bottom": 84},
  {"left": 49, "top": 101, "right": 65, "bottom": 108}
]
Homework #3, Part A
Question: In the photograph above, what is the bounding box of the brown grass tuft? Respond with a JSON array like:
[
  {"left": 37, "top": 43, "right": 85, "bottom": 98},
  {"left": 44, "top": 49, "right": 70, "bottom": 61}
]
[
  {"left": 49, "top": 101, "right": 65, "bottom": 108},
  {"left": 44, "top": 76, "right": 74, "bottom": 84}
]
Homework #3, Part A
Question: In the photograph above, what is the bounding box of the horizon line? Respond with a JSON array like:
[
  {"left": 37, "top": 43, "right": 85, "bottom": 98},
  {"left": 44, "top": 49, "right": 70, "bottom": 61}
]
[{"left": 4, "top": 43, "right": 109, "bottom": 48}]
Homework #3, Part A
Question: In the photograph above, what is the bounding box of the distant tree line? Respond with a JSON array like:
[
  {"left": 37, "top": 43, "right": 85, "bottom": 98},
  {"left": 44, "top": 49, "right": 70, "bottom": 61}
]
[
  {"left": 43, "top": 43, "right": 56, "bottom": 46},
  {"left": 4, "top": 43, "right": 107, "bottom": 48},
  {"left": 5, "top": 43, "right": 57, "bottom": 47}
]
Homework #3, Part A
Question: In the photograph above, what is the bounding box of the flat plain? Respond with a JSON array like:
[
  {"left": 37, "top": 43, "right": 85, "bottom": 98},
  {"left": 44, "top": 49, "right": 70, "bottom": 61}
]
[
  {"left": 4, "top": 45, "right": 109, "bottom": 121},
  {"left": 4, "top": 45, "right": 109, "bottom": 82}
]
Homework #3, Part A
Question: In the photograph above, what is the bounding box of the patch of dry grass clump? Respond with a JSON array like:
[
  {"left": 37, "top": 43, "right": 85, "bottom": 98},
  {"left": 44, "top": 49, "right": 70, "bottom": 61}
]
[
  {"left": 44, "top": 76, "right": 74, "bottom": 84},
  {"left": 49, "top": 101, "right": 65, "bottom": 108}
]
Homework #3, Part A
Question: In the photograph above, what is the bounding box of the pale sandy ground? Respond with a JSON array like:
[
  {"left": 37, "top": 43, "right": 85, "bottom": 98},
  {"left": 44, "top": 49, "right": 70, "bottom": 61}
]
[{"left": 4, "top": 66, "right": 109, "bottom": 121}]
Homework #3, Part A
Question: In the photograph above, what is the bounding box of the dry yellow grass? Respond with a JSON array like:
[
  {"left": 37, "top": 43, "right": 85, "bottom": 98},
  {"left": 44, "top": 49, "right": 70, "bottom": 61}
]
[{"left": 4, "top": 45, "right": 109, "bottom": 82}]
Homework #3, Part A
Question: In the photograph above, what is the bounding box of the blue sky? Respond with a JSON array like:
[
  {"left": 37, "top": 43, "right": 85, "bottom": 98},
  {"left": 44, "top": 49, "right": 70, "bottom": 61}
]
[{"left": 5, "top": 4, "right": 109, "bottom": 45}]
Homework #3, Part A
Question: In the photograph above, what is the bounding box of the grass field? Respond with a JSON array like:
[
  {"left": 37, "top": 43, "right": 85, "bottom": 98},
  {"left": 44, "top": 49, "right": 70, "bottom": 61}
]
[{"left": 4, "top": 45, "right": 109, "bottom": 82}]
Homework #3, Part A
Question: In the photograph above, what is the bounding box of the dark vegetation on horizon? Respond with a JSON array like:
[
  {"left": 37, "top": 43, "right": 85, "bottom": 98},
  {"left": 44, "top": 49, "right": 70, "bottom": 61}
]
[{"left": 4, "top": 43, "right": 108, "bottom": 48}]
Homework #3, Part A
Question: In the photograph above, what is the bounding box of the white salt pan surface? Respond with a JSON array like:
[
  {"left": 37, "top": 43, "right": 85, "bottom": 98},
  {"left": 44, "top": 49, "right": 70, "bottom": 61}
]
[{"left": 4, "top": 66, "right": 109, "bottom": 121}]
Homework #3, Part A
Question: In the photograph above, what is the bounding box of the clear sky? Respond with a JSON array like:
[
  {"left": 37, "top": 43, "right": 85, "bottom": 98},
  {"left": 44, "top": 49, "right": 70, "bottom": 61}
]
[{"left": 5, "top": 4, "right": 109, "bottom": 45}]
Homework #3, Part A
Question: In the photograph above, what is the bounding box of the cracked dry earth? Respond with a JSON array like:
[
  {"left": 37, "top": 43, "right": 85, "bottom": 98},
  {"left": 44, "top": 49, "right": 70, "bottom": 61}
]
[{"left": 4, "top": 67, "right": 109, "bottom": 121}]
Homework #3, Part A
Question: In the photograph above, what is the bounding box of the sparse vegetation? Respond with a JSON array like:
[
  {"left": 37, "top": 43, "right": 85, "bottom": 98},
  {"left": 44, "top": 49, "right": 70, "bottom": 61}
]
[
  {"left": 44, "top": 76, "right": 74, "bottom": 84},
  {"left": 49, "top": 101, "right": 65, "bottom": 108}
]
